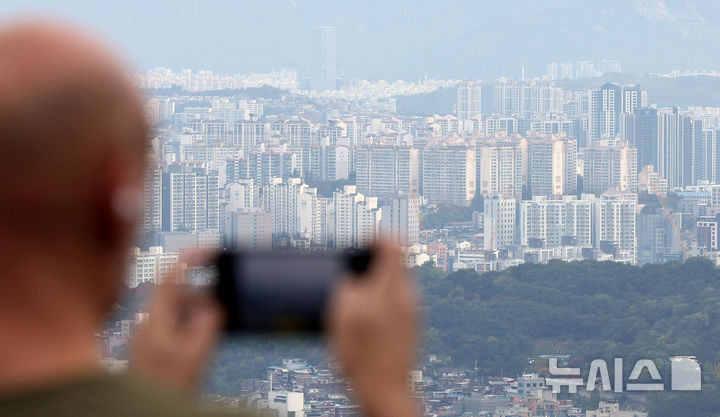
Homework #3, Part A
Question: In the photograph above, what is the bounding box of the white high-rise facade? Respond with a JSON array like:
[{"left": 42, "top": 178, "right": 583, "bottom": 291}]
[
  {"left": 225, "top": 209, "right": 272, "bottom": 250},
  {"left": 519, "top": 196, "right": 592, "bottom": 247},
  {"left": 380, "top": 196, "right": 421, "bottom": 247},
  {"left": 457, "top": 82, "right": 482, "bottom": 120},
  {"left": 355, "top": 145, "right": 419, "bottom": 198},
  {"left": 582, "top": 141, "right": 638, "bottom": 194},
  {"left": 263, "top": 178, "right": 327, "bottom": 246},
  {"left": 332, "top": 185, "right": 382, "bottom": 249},
  {"left": 477, "top": 139, "right": 524, "bottom": 200},
  {"left": 141, "top": 164, "right": 163, "bottom": 233},
  {"left": 527, "top": 137, "right": 577, "bottom": 197},
  {"left": 593, "top": 192, "right": 637, "bottom": 263},
  {"left": 483, "top": 196, "right": 517, "bottom": 250},
  {"left": 162, "top": 164, "right": 220, "bottom": 232},
  {"left": 232, "top": 120, "right": 265, "bottom": 152},
  {"left": 422, "top": 146, "right": 476, "bottom": 207}
]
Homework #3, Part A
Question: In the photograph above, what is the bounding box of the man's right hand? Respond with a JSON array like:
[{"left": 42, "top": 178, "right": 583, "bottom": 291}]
[
  {"left": 327, "top": 241, "right": 419, "bottom": 417},
  {"left": 129, "top": 251, "right": 223, "bottom": 394}
]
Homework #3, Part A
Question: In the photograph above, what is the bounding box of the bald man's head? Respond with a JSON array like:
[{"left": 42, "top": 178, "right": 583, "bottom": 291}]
[
  {"left": 0, "top": 20, "right": 148, "bottom": 239},
  {"left": 0, "top": 20, "right": 148, "bottom": 312}
]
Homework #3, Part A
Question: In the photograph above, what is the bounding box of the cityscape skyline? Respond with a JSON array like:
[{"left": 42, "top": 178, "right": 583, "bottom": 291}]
[
  {"left": 126, "top": 67, "right": 720, "bottom": 415},
  {"left": 4, "top": 4, "right": 720, "bottom": 416}
]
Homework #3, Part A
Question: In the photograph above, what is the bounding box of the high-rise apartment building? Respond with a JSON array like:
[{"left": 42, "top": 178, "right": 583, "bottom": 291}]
[
  {"left": 582, "top": 141, "right": 638, "bottom": 194},
  {"left": 314, "top": 26, "right": 337, "bottom": 91},
  {"left": 638, "top": 165, "right": 668, "bottom": 196},
  {"left": 697, "top": 129, "right": 720, "bottom": 183},
  {"left": 263, "top": 178, "right": 325, "bottom": 245},
  {"left": 264, "top": 177, "right": 305, "bottom": 237},
  {"left": 637, "top": 211, "right": 683, "bottom": 265},
  {"left": 658, "top": 108, "right": 684, "bottom": 188},
  {"left": 622, "top": 85, "right": 648, "bottom": 114},
  {"left": 233, "top": 120, "right": 265, "bottom": 152},
  {"left": 600, "top": 82, "right": 622, "bottom": 138},
  {"left": 248, "top": 151, "right": 297, "bottom": 185},
  {"left": 307, "top": 145, "right": 350, "bottom": 181},
  {"left": 379, "top": 196, "right": 422, "bottom": 247},
  {"left": 422, "top": 145, "right": 476, "bottom": 207},
  {"left": 587, "top": 83, "right": 647, "bottom": 145},
  {"left": 332, "top": 186, "right": 382, "bottom": 249},
  {"left": 457, "top": 81, "right": 482, "bottom": 120},
  {"left": 538, "top": 86, "right": 565, "bottom": 114},
  {"left": 225, "top": 180, "right": 257, "bottom": 212},
  {"left": 483, "top": 196, "right": 517, "bottom": 250},
  {"left": 476, "top": 139, "right": 523, "bottom": 200},
  {"left": 162, "top": 163, "right": 219, "bottom": 232},
  {"left": 493, "top": 82, "right": 563, "bottom": 118},
  {"left": 527, "top": 137, "right": 577, "bottom": 197},
  {"left": 685, "top": 117, "right": 705, "bottom": 186},
  {"left": 225, "top": 209, "right": 272, "bottom": 250},
  {"left": 494, "top": 83, "right": 518, "bottom": 117},
  {"left": 483, "top": 117, "right": 519, "bottom": 136},
  {"left": 632, "top": 107, "right": 659, "bottom": 169},
  {"left": 519, "top": 195, "right": 593, "bottom": 248},
  {"left": 697, "top": 214, "right": 720, "bottom": 251},
  {"left": 355, "top": 145, "right": 419, "bottom": 198},
  {"left": 283, "top": 117, "right": 313, "bottom": 148},
  {"left": 593, "top": 192, "right": 637, "bottom": 263},
  {"left": 141, "top": 164, "right": 163, "bottom": 233}
]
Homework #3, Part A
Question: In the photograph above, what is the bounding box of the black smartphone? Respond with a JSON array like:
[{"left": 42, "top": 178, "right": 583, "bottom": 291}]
[{"left": 214, "top": 250, "right": 372, "bottom": 333}]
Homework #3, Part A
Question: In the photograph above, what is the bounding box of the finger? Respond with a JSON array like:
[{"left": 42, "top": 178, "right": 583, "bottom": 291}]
[
  {"left": 178, "top": 248, "right": 216, "bottom": 267},
  {"left": 178, "top": 294, "right": 224, "bottom": 357},
  {"left": 155, "top": 249, "right": 217, "bottom": 287},
  {"left": 146, "top": 281, "right": 181, "bottom": 320},
  {"left": 369, "top": 240, "right": 406, "bottom": 293},
  {"left": 370, "top": 240, "right": 404, "bottom": 277}
]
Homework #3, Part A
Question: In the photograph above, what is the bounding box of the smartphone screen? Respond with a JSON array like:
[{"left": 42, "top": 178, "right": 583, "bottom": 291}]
[{"left": 216, "top": 252, "right": 347, "bottom": 332}]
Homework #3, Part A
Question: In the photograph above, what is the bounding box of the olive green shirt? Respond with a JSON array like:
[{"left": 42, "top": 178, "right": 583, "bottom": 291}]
[{"left": 0, "top": 374, "right": 248, "bottom": 417}]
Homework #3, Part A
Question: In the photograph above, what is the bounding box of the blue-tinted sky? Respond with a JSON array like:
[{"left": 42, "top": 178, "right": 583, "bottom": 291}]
[{"left": 0, "top": 0, "right": 717, "bottom": 80}]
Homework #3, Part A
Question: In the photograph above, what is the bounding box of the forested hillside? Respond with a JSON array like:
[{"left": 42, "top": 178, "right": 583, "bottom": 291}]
[{"left": 117, "top": 257, "right": 720, "bottom": 413}]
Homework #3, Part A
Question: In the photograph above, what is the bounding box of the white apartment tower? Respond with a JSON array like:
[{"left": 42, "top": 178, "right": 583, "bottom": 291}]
[
  {"left": 483, "top": 195, "right": 517, "bottom": 250},
  {"left": 519, "top": 196, "right": 593, "bottom": 247},
  {"left": 141, "top": 164, "right": 163, "bottom": 233},
  {"left": 457, "top": 81, "right": 482, "bottom": 120},
  {"left": 380, "top": 196, "right": 422, "bottom": 247},
  {"left": 332, "top": 185, "right": 382, "bottom": 249},
  {"left": 225, "top": 209, "right": 272, "bottom": 250},
  {"left": 527, "top": 137, "right": 578, "bottom": 197},
  {"left": 162, "top": 163, "right": 220, "bottom": 232},
  {"left": 422, "top": 145, "right": 476, "bottom": 207},
  {"left": 582, "top": 141, "right": 638, "bottom": 194},
  {"left": 593, "top": 192, "right": 637, "bottom": 263},
  {"left": 477, "top": 139, "right": 524, "bottom": 200},
  {"left": 355, "top": 145, "right": 419, "bottom": 198}
]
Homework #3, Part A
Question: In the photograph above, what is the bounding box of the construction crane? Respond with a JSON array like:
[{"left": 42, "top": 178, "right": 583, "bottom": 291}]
[
  {"left": 649, "top": 179, "right": 690, "bottom": 259},
  {"left": 488, "top": 184, "right": 514, "bottom": 251}
]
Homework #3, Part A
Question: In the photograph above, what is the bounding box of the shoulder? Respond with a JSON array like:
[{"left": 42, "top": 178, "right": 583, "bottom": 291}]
[{"left": 0, "top": 373, "right": 248, "bottom": 417}]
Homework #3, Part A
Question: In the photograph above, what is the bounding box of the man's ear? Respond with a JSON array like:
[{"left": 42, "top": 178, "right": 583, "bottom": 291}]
[{"left": 95, "top": 153, "right": 144, "bottom": 248}]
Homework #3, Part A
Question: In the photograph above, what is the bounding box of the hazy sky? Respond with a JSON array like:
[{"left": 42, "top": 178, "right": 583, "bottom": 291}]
[{"left": 0, "top": 0, "right": 718, "bottom": 80}]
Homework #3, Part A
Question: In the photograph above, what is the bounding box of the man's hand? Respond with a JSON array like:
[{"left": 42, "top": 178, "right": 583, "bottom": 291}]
[
  {"left": 327, "top": 241, "right": 419, "bottom": 417},
  {"left": 129, "top": 252, "right": 223, "bottom": 394}
]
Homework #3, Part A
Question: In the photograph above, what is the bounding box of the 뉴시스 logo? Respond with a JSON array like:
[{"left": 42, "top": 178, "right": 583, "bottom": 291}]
[{"left": 545, "top": 356, "right": 701, "bottom": 392}]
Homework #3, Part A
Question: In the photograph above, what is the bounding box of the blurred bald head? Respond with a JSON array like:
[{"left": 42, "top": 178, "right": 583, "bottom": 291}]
[{"left": 0, "top": 20, "right": 147, "bottom": 246}]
